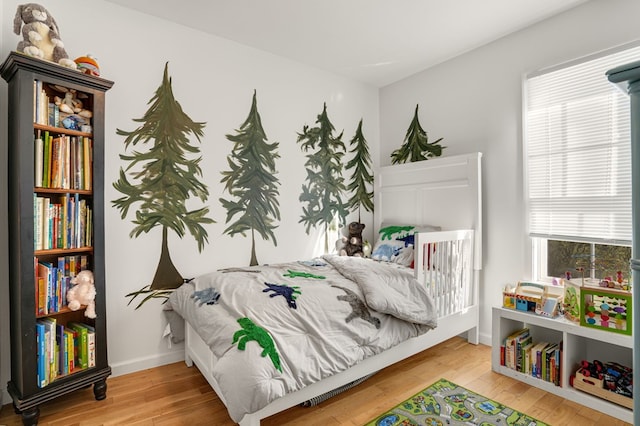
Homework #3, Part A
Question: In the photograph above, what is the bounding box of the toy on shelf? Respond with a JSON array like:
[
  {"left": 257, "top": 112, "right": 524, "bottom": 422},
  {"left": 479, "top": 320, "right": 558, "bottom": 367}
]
[
  {"left": 580, "top": 285, "right": 631, "bottom": 335},
  {"left": 572, "top": 359, "right": 632, "bottom": 409},
  {"left": 563, "top": 271, "right": 581, "bottom": 323},
  {"left": 503, "top": 281, "right": 563, "bottom": 317}
]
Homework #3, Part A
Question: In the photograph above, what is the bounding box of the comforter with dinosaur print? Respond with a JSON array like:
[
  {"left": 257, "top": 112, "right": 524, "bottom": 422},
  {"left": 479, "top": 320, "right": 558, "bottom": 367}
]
[{"left": 167, "top": 254, "right": 437, "bottom": 422}]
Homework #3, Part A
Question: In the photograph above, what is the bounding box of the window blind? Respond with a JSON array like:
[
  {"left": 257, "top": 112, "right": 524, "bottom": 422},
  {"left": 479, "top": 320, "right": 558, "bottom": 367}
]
[{"left": 525, "top": 46, "right": 640, "bottom": 245}]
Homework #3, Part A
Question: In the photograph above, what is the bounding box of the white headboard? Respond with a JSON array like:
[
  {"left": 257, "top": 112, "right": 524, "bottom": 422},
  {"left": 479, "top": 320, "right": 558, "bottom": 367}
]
[{"left": 375, "top": 152, "right": 482, "bottom": 269}]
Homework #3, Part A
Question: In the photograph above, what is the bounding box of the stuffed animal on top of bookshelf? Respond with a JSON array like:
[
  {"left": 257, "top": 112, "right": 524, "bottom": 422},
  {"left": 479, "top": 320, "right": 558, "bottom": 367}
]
[
  {"left": 13, "top": 3, "right": 76, "bottom": 69},
  {"left": 74, "top": 54, "right": 100, "bottom": 76},
  {"left": 67, "top": 270, "right": 97, "bottom": 319}
]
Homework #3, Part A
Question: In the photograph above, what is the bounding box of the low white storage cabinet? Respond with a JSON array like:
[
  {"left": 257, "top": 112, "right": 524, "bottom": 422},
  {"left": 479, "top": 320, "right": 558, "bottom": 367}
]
[{"left": 491, "top": 307, "right": 632, "bottom": 423}]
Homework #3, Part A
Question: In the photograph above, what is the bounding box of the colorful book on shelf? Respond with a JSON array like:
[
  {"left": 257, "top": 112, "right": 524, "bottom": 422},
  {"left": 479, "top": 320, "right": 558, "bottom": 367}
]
[
  {"left": 37, "top": 261, "right": 52, "bottom": 315},
  {"left": 39, "top": 317, "right": 57, "bottom": 383},
  {"left": 43, "top": 131, "right": 52, "bottom": 188},
  {"left": 34, "top": 135, "right": 43, "bottom": 187},
  {"left": 530, "top": 341, "right": 547, "bottom": 379},
  {"left": 64, "top": 328, "right": 75, "bottom": 373},
  {"left": 522, "top": 342, "right": 534, "bottom": 375},
  {"left": 83, "top": 324, "right": 96, "bottom": 368},
  {"left": 83, "top": 137, "right": 91, "bottom": 190},
  {"left": 68, "top": 322, "right": 89, "bottom": 370},
  {"left": 515, "top": 332, "right": 532, "bottom": 373},
  {"left": 56, "top": 324, "right": 65, "bottom": 376},
  {"left": 504, "top": 328, "right": 529, "bottom": 370},
  {"left": 542, "top": 343, "right": 558, "bottom": 382},
  {"left": 36, "top": 321, "right": 46, "bottom": 388}
]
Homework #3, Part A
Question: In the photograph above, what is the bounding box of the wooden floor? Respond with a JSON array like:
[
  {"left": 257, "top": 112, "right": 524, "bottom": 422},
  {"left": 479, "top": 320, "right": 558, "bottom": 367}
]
[{"left": 0, "top": 337, "right": 631, "bottom": 426}]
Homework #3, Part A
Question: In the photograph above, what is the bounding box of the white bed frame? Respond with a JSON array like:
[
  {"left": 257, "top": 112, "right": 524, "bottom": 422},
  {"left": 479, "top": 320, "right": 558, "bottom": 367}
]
[{"left": 184, "top": 152, "right": 483, "bottom": 425}]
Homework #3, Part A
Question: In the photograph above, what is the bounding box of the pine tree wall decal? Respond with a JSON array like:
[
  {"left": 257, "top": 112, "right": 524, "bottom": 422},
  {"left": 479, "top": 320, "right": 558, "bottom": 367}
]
[
  {"left": 298, "top": 103, "right": 348, "bottom": 253},
  {"left": 346, "top": 119, "right": 374, "bottom": 223},
  {"left": 220, "top": 90, "right": 281, "bottom": 266},
  {"left": 391, "top": 104, "right": 445, "bottom": 164},
  {"left": 112, "top": 62, "right": 214, "bottom": 307}
]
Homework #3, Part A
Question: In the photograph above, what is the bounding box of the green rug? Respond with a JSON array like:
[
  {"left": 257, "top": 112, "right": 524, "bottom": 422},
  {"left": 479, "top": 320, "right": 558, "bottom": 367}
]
[{"left": 365, "top": 378, "right": 549, "bottom": 426}]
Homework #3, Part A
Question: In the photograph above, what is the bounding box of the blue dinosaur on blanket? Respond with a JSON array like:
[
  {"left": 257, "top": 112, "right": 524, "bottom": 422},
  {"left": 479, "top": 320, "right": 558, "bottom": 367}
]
[
  {"left": 263, "top": 282, "right": 301, "bottom": 309},
  {"left": 191, "top": 287, "right": 221, "bottom": 306}
]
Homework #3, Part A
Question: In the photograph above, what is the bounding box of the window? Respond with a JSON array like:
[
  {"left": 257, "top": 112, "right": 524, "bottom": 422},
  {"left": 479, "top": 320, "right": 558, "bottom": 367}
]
[{"left": 525, "top": 45, "right": 640, "bottom": 282}]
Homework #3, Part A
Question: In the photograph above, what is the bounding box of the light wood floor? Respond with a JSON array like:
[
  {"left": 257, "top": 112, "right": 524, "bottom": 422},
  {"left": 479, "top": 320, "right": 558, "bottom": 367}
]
[{"left": 0, "top": 337, "right": 631, "bottom": 425}]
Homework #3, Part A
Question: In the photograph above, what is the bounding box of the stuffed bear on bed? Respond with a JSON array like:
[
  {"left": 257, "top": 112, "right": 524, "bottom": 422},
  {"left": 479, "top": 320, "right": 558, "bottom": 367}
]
[{"left": 338, "top": 222, "right": 366, "bottom": 257}]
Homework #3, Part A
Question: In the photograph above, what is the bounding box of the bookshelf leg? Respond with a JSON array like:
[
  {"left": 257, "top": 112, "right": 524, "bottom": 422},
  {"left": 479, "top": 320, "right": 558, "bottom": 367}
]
[
  {"left": 13, "top": 401, "right": 21, "bottom": 414},
  {"left": 20, "top": 406, "right": 39, "bottom": 426},
  {"left": 93, "top": 379, "right": 108, "bottom": 401}
]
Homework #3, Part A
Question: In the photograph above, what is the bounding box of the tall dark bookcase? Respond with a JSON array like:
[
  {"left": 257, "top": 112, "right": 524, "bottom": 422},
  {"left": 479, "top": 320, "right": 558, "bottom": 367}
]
[{"left": 1, "top": 52, "right": 113, "bottom": 426}]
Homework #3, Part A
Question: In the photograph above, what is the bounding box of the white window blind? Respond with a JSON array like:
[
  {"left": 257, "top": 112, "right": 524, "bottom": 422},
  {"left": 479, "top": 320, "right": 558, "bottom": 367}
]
[{"left": 525, "top": 46, "right": 640, "bottom": 245}]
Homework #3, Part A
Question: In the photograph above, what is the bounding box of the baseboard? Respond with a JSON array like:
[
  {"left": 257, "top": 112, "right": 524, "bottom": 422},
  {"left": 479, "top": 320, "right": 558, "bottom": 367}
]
[
  {"left": 110, "top": 348, "right": 185, "bottom": 377},
  {"left": 479, "top": 331, "right": 491, "bottom": 346},
  {"left": 1, "top": 334, "right": 494, "bottom": 407},
  {"left": 0, "top": 351, "right": 185, "bottom": 407}
]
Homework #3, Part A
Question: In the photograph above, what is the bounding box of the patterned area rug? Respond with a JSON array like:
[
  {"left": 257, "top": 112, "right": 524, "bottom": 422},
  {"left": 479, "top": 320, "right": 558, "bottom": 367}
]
[{"left": 365, "top": 378, "right": 549, "bottom": 426}]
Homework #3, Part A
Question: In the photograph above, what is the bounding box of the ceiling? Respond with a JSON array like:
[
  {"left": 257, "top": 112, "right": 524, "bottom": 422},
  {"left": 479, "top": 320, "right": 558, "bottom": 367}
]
[{"left": 105, "top": 0, "right": 589, "bottom": 87}]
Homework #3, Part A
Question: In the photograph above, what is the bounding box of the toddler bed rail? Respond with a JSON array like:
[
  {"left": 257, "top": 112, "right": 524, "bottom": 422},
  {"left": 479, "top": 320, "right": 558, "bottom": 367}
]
[{"left": 415, "top": 229, "right": 475, "bottom": 318}]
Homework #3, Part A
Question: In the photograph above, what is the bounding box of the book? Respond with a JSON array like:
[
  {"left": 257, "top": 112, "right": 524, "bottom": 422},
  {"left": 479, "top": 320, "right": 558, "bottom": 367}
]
[
  {"left": 36, "top": 321, "right": 46, "bottom": 387},
  {"left": 504, "top": 328, "right": 529, "bottom": 370},
  {"left": 522, "top": 342, "right": 534, "bottom": 375},
  {"left": 530, "top": 341, "right": 548, "bottom": 379},
  {"left": 64, "top": 329, "right": 75, "bottom": 372},
  {"left": 515, "top": 332, "right": 532, "bottom": 372},
  {"left": 43, "top": 131, "right": 51, "bottom": 188},
  {"left": 83, "top": 137, "right": 92, "bottom": 190},
  {"left": 34, "top": 135, "right": 43, "bottom": 187},
  {"left": 83, "top": 324, "right": 96, "bottom": 368},
  {"left": 37, "top": 261, "right": 52, "bottom": 315},
  {"left": 40, "top": 317, "right": 57, "bottom": 383},
  {"left": 56, "top": 324, "right": 65, "bottom": 376},
  {"left": 68, "top": 322, "right": 89, "bottom": 370},
  {"left": 543, "top": 343, "right": 558, "bottom": 382}
]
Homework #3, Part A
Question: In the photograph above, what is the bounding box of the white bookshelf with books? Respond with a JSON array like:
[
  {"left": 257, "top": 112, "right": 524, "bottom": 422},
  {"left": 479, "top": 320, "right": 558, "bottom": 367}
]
[{"left": 492, "top": 307, "right": 632, "bottom": 423}]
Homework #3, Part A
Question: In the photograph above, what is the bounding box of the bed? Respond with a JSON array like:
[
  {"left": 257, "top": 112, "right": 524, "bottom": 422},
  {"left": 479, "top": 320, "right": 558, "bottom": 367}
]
[{"left": 168, "top": 152, "right": 482, "bottom": 425}]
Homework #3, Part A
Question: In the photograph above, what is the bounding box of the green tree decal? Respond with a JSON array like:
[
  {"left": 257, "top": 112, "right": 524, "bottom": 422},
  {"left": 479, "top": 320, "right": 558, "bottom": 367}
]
[
  {"left": 346, "top": 119, "right": 374, "bottom": 222},
  {"left": 220, "top": 90, "right": 281, "bottom": 266},
  {"left": 391, "top": 104, "right": 445, "bottom": 164},
  {"left": 298, "top": 103, "right": 348, "bottom": 252},
  {"left": 112, "top": 62, "right": 214, "bottom": 307}
]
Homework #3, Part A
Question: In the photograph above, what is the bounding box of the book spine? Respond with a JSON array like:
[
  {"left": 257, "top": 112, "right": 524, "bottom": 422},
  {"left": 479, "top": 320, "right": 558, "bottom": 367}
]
[
  {"left": 36, "top": 322, "right": 46, "bottom": 387},
  {"left": 85, "top": 325, "right": 96, "bottom": 368},
  {"left": 34, "top": 135, "right": 43, "bottom": 187},
  {"left": 68, "top": 323, "right": 88, "bottom": 369}
]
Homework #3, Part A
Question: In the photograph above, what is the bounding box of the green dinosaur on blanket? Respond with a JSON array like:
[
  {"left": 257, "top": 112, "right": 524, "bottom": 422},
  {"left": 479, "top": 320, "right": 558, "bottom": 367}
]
[
  {"left": 332, "top": 285, "right": 381, "bottom": 329},
  {"left": 283, "top": 269, "right": 325, "bottom": 279},
  {"left": 232, "top": 317, "right": 282, "bottom": 372}
]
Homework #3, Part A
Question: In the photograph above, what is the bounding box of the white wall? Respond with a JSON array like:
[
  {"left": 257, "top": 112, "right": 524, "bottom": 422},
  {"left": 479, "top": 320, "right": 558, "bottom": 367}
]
[
  {"left": 0, "top": 0, "right": 379, "bottom": 404},
  {"left": 380, "top": 0, "right": 640, "bottom": 344}
]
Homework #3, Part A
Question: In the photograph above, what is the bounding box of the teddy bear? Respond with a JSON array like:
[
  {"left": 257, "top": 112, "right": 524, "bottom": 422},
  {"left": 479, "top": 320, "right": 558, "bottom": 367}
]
[
  {"left": 13, "top": 3, "right": 77, "bottom": 69},
  {"left": 67, "top": 270, "right": 97, "bottom": 319},
  {"left": 338, "top": 222, "right": 366, "bottom": 257}
]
